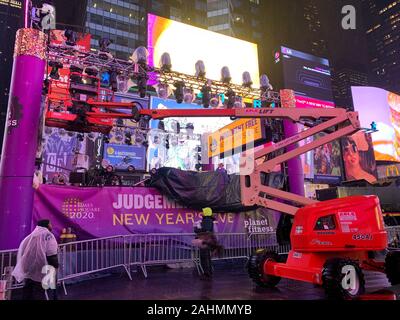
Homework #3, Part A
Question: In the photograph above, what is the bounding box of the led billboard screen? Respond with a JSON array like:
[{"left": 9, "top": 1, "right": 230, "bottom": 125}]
[
  {"left": 351, "top": 86, "right": 400, "bottom": 162},
  {"left": 280, "top": 46, "right": 335, "bottom": 108},
  {"left": 148, "top": 14, "right": 260, "bottom": 86}
]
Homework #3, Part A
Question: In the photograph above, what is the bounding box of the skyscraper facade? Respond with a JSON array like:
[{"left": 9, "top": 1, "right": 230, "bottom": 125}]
[
  {"left": 85, "top": 0, "right": 208, "bottom": 60},
  {"left": 362, "top": 0, "right": 400, "bottom": 93}
]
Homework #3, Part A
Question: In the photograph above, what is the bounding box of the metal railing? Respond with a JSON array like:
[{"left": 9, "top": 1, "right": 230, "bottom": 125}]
[{"left": 1, "top": 226, "right": 399, "bottom": 299}]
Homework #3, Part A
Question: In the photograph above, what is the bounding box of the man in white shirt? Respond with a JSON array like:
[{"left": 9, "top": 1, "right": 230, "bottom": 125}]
[{"left": 12, "top": 220, "right": 59, "bottom": 300}]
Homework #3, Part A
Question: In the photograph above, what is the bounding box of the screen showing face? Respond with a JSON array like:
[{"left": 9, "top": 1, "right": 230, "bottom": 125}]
[
  {"left": 148, "top": 14, "right": 260, "bottom": 86},
  {"left": 281, "top": 46, "right": 335, "bottom": 108},
  {"left": 351, "top": 86, "right": 400, "bottom": 162}
]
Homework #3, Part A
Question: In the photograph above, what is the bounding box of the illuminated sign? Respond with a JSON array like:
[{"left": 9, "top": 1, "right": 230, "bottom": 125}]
[
  {"left": 0, "top": 0, "right": 22, "bottom": 9},
  {"left": 377, "top": 164, "right": 400, "bottom": 179},
  {"left": 148, "top": 14, "right": 260, "bottom": 87},
  {"left": 352, "top": 86, "right": 400, "bottom": 162},
  {"left": 208, "top": 119, "right": 265, "bottom": 158}
]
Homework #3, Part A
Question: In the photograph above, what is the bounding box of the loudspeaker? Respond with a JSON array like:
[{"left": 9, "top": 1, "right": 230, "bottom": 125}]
[{"left": 69, "top": 172, "right": 87, "bottom": 185}]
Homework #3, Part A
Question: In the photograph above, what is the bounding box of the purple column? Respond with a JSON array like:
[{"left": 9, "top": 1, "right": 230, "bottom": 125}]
[
  {"left": 280, "top": 90, "right": 305, "bottom": 197},
  {"left": 0, "top": 29, "right": 47, "bottom": 250}
]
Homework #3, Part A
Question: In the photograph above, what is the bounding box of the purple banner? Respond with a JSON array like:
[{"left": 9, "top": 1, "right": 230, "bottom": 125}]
[{"left": 33, "top": 185, "right": 278, "bottom": 241}]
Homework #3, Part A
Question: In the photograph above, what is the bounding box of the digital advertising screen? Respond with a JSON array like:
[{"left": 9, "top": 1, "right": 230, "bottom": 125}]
[
  {"left": 279, "top": 46, "right": 335, "bottom": 108},
  {"left": 148, "top": 14, "right": 260, "bottom": 87},
  {"left": 341, "top": 131, "right": 378, "bottom": 183},
  {"left": 103, "top": 143, "right": 146, "bottom": 171},
  {"left": 352, "top": 86, "right": 400, "bottom": 162},
  {"left": 147, "top": 97, "right": 232, "bottom": 171}
]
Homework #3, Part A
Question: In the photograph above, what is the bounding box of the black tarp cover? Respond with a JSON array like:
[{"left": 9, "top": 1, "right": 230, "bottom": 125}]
[{"left": 147, "top": 167, "right": 257, "bottom": 213}]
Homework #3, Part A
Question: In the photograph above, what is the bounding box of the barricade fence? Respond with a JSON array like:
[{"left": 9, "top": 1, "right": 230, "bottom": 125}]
[{"left": 1, "top": 226, "right": 399, "bottom": 298}]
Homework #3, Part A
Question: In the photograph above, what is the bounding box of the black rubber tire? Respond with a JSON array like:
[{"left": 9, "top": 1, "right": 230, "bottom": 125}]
[
  {"left": 248, "top": 249, "right": 281, "bottom": 288},
  {"left": 322, "top": 258, "right": 365, "bottom": 300},
  {"left": 385, "top": 251, "right": 400, "bottom": 285}
]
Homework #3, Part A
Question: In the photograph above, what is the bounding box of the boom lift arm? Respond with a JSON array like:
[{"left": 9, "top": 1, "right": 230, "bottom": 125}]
[{"left": 87, "top": 100, "right": 361, "bottom": 216}]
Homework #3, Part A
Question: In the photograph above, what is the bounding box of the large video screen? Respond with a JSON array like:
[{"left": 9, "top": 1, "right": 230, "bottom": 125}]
[
  {"left": 352, "top": 86, "right": 400, "bottom": 162},
  {"left": 103, "top": 143, "right": 146, "bottom": 171},
  {"left": 147, "top": 97, "right": 232, "bottom": 171},
  {"left": 280, "top": 46, "right": 335, "bottom": 108},
  {"left": 148, "top": 14, "right": 260, "bottom": 86}
]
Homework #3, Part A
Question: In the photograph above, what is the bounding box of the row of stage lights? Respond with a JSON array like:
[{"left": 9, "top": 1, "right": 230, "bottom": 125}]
[{"left": 47, "top": 30, "right": 276, "bottom": 108}]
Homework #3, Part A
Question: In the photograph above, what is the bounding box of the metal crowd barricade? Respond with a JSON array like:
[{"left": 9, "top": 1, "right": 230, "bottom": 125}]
[
  {"left": 58, "top": 235, "right": 132, "bottom": 294},
  {"left": 140, "top": 233, "right": 198, "bottom": 278},
  {"left": 386, "top": 226, "right": 400, "bottom": 248}
]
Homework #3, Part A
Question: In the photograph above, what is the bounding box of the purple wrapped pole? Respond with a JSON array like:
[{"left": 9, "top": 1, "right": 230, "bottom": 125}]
[
  {"left": 0, "top": 29, "right": 47, "bottom": 250},
  {"left": 280, "top": 90, "right": 305, "bottom": 197}
]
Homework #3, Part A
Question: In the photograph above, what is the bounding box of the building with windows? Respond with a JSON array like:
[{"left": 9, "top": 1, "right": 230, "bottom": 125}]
[
  {"left": 362, "top": 0, "right": 400, "bottom": 93},
  {"left": 86, "top": 0, "right": 207, "bottom": 60}
]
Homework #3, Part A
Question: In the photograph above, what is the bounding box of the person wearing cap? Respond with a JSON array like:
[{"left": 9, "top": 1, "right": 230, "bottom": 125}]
[
  {"left": 194, "top": 208, "right": 221, "bottom": 279},
  {"left": 12, "top": 220, "right": 59, "bottom": 300}
]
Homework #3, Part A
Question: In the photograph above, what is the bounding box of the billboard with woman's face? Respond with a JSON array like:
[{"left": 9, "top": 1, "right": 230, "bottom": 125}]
[{"left": 341, "top": 131, "right": 378, "bottom": 184}]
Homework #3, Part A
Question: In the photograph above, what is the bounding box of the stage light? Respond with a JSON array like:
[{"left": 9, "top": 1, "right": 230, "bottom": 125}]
[
  {"left": 131, "top": 46, "right": 149, "bottom": 67},
  {"left": 125, "top": 132, "right": 132, "bottom": 145},
  {"left": 159, "top": 52, "right": 172, "bottom": 72},
  {"left": 116, "top": 119, "right": 124, "bottom": 127},
  {"left": 200, "top": 83, "right": 211, "bottom": 108},
  {"left": 110, "top": 70, "right": 119, "bottom": 92},
  {"left": 70, "top": 65, "right": 84, "bottom": 84},
  {"left": 77, "top": 133, "right": 85, "bottom": 142},
  {"left": 99, "top": 38, "right": 113, "bottom": 53},
  {"left": 210, "top": 94, "right": 220, "bottom": 109},
  {"left": 260, "top": 74, "right": 273, "bottom": 91},
  {"left": 183, "top": 87, "right": 195, "bottom": 104},
  {"left": 103, "top": 134, "right": 110, "bottom": 144},
  {"left": 221, "top": 66, "right": 232, "bottom": 84},
  {"left": 64, "top": 30, "right": 77, "bottom": 47},
  {"left": 158, "top": 121, "right": 165, "bottom": 131},
  {"left": 155, "top": 82, "right": 172, "bottom": 99},
  {"left": 242, "top": 71, "right": 253, "bottom": 88},
  {"left": 49, "top": 61, "right": 63, "bottom": 80},
  {"left": 226, "top": 89, "right": 236, "bottom": 109},
  {"left": 174, "top": 81, "right": 185, "bottom": 104},
  {"left": 195, "top": 60, "right": 206, "bottom": 78},
  {"left": 116, "top": 75, "right": 130, "bottom": 93},
  {"left": 170, "top": 120, "right": 180, "bottom": 134},
  {"left": 134, "top": 131, "right": 145, "bottom": 144},
  {"left": 85, "top": 66, "right": 99, "bottom": 77},
  {"left": 186, "top": 123, "right": 194, "bottom": 138},
  {"left": 234, "top": 96, "right": 245, "bottom": 109}
]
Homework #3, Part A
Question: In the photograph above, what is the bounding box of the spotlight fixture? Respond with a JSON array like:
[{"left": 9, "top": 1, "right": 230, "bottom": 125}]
[
  {"left": 200, "top": 83, "right": 211, "bottom": 108},
  {"left": 131, "top": 46, "right": 149, "bottom": 67},
  {"left": 260, "top": 74, "right": 273, "bottom": 91},
  {"left": 155, "top": 82, "right": 172, "bottom": 100},
  {"left": 183, "top": 87, "right": 195, "bottom": 104},
  {"left": 186, "top": 123, "right": 194, "bottom": 138},
  {"left": 116, "top": 75, "right": 130, "bottom": 93},
  {"left": 103, "top": 134, "right": 110, "bottom": 144},
  {"left": 99, "top": 38, "right": 113, "bottom": 53},
  {"left": 110, "top": 69, "right": 119, "bottom": 92},
  {"left": 125, "top": 132, "right": 132, "bottom": 145},
  {"left": 158, "top": 121, "right": 165, "bottom": 131},
  {"left": 210, "top": 94, "right": 220, "bottom": 108},
  {"left": 134, "top": 131, "right": 145, "bottom": 144},
  {"left": 85, "top": 66, "right": 99, "bottom": 77},
  {"left": 159, "top": 52, "right": 172, "bottom": 72},
  {"left": 221, "top": 66, "right": 232, "bottom": 84},
  {"left": 77, "top": 133, "right": 85, "bottom": 142},
  {"left": 69, "top": 65, "right": 84, "bottom": 84},
  {"left": 195, "top": 60, "right": 206, "bottom": 78},
  {"left": 226, "top": 89, "right": 236, "bottom": 109},
  {"left": 64, "top": 29, "right": 77, "bottom": 47},
  {"left": 49, "top": 61, "right": 63, "bottom": 80},
  {"left": 242, "top": 71, "right": 253, "bottom": 88},
  {"left": 170, "top": 120, "right": 180, "bottom": 134},
  {"left": 174, "top": 81, "right": 185, "bottom": 104}
]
